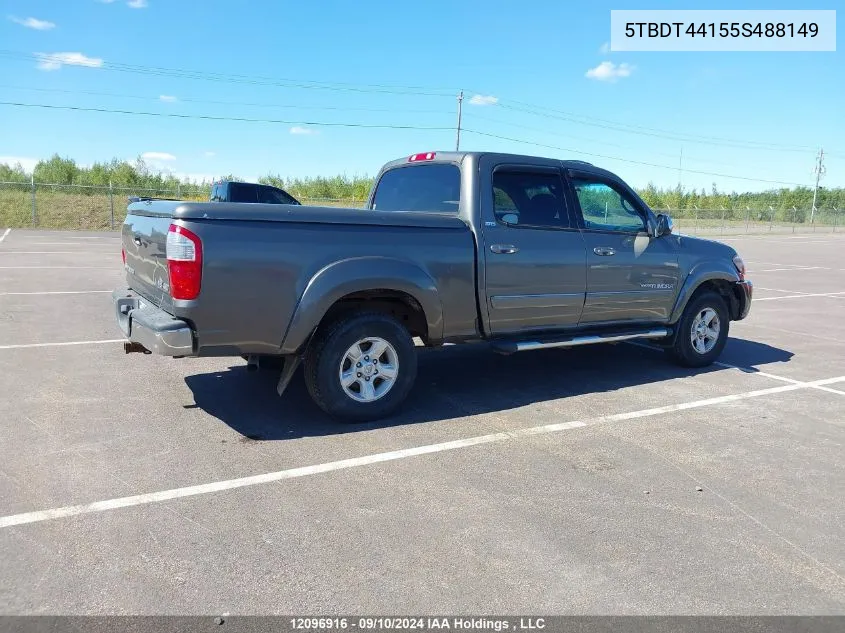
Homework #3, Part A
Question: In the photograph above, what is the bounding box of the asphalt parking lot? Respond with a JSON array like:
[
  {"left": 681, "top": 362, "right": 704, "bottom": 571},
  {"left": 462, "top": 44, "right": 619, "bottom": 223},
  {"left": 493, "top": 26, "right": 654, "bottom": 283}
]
[{"left": 1, "top": 227, "right": 844, "bottom": 615}]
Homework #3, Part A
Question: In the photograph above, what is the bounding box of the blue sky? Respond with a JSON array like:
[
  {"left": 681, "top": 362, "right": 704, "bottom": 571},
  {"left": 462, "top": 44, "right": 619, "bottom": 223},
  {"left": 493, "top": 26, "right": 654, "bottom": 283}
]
[{"left": 0, "top": 0, "right": 842, "bottom": 192}]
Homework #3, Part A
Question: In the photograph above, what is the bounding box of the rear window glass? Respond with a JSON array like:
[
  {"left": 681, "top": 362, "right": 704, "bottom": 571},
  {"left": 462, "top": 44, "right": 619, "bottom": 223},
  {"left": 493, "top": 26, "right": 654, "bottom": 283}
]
[
  {"left": 257, "top": 186, "right": 298, "bottom": 205},
  {"left": 371, "top": 164, "right": 460, "bottom": 213},
  {"left": 229, "top": 183, "right": 257, "bottom": 203}
]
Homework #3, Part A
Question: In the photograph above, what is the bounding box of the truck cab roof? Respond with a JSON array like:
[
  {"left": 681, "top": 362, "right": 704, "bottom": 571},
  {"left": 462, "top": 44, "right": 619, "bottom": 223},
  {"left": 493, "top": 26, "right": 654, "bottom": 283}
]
[{"left": 379, "top": 151, "right": 621, "bottom": 181}]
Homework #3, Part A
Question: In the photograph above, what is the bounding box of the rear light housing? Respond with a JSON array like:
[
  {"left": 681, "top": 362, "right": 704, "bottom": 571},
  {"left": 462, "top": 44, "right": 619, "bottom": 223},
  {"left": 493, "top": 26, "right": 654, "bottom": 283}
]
[
  {"left": 732, "top": 255, "right": 746, "bottom": 281},
  {"left": 408, "top": 152, "right": 436, "bottom": 162},
  {"left": 121, "top": 247, "right": 126, "bottom": 265},
  {"left": 166, "top": 224, "right": 203, "bottom": 300}
]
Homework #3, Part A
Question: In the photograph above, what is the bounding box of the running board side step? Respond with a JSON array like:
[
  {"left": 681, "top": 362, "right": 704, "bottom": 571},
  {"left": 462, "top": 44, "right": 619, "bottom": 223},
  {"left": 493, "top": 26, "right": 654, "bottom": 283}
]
[{"left": 491, "top": 328, "right": 671, "bottom": 355}]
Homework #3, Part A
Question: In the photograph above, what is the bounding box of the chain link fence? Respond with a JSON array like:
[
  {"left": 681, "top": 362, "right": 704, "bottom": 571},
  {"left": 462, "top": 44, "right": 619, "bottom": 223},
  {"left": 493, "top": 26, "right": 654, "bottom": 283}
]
[
  {"left": 0, "top": 181, "right": 365, "bottom": 230},
  {"left": 664, "top": 205, "right": 841, "bottom": 235},
  {"left": 0, "top": 180, "right": 840, "bottom": 234}
]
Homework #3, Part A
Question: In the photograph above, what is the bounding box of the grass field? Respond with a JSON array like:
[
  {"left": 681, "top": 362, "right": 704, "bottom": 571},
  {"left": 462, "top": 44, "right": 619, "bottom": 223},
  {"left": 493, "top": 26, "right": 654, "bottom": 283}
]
[
  {"left": 0, "top": 184, "right": 839, "bottom": 233},
  {"left": 0, "top": 186, "right": 363, "bottom": 230}
]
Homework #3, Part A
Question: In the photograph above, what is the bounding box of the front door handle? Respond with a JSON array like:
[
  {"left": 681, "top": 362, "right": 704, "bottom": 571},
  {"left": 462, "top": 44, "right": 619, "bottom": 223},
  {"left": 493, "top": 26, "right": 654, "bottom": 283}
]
[
  {"left": 490, "top": 244, "right": 519, "bottom": 255},
  {"left": 593, "top": 246, "right": 616, "bottom": 256}
]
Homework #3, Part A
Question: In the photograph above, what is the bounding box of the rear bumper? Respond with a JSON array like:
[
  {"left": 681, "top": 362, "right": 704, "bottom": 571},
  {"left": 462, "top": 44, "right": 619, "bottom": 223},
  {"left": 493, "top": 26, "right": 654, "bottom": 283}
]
[
  {"left": 112, "top": 288, "right": 195, "bottom": 356},
  {"left": 735, "top": 280, "right": 753, "bottom": 320}
]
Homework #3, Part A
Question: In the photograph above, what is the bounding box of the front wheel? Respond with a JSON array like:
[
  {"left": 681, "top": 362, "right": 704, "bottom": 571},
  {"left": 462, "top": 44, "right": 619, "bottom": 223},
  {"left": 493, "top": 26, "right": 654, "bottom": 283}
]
[
  {"left": 303, "top": 312, "right": 417, "bottom": 422},
  {"left": 668, "top": 291, "right": 730, "bottom": 367}
]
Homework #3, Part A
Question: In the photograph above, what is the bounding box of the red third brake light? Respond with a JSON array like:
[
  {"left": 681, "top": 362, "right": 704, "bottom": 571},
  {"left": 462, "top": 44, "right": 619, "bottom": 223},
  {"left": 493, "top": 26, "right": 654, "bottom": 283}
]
[
  {"left": 166, "top": 224, "right": 203, "bottom": 300},
  {"left": 408, "top": 152, "right": 436, "bottom": 162}
]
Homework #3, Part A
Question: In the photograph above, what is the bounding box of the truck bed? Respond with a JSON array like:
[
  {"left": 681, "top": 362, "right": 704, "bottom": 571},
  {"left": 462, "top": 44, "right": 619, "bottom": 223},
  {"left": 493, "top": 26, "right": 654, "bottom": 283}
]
[{"left": 121, "top": 201, "right": 478, "bottom": 357}]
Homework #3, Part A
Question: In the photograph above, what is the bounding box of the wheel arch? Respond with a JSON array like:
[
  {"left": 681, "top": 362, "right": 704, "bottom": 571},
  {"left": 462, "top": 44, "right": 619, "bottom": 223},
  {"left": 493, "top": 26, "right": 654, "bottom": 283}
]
[
  {"left": 669, "top": 262, "right": 742, "bottom": 324},
  {"left": 280, "top": 257, "right": 443, "bottom": 354}
]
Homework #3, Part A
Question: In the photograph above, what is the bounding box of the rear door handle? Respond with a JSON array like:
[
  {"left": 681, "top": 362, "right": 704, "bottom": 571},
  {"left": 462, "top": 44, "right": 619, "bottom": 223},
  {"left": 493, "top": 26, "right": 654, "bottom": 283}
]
[
  {"left": 490, "top": 244, "right": 519, "bottom": 254},
  {"left": 593, "top": 246, "right": 616, "bottom": 256}
]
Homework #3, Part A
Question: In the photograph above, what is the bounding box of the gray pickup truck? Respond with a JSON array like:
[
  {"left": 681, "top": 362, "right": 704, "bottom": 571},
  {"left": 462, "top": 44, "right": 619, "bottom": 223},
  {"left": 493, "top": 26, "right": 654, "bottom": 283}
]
[{"left": 114, "top": 151, "right": 752, "bottom": 422}]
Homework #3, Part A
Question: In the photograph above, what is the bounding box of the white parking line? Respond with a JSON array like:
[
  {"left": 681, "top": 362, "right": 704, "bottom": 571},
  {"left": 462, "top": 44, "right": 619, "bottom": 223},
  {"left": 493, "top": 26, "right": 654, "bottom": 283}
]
[
  {"left": 0, "top": 266, "right": 114, "bottom": 269},
  {"left": 0, "top": 228, "right": 10, "bottom": 243},
  {"left": 628, "top": 340, "right": 845, "bottom": 395},
  {"left": 0, "top": 339, "right": 124, "bottom": 350},
  {"left": 0, "top": 251, "right": 116, "bottom": 255},
  {"left": 15, "top": 242, "right": 117, "bottom": 246},
  {"left": 751, "top": 266, "right": 830, "bottom": 273},
  {"left": 17, "top": 235, "right": 117, "bottom": 240},
  {"left": 2, "top": 374, "right": 844, "bottom": 529},
  {"left": 755, "top": 287, "right": 812, "bottom": 295},
  {"left": 0, "top": 290, "right": 112, "bottom": 296},
  {"left": 755, "top": 291, "right": 845, "bottom": 301},
  {"left": 714, "top": 362, "right": 845, "bottom": 396},
  {"left": 745, "top": 261, "right": 806, "bottom": 268}
]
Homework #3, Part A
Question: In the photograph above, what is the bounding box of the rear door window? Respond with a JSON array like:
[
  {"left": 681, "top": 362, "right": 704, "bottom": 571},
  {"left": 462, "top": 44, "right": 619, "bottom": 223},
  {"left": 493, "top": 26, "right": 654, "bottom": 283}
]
[
  {"left": 492, "top": 169, "right": 571, "bottom": 229},
  {"left": 371, "top": 164, "right": 460, "bottom": 213}
]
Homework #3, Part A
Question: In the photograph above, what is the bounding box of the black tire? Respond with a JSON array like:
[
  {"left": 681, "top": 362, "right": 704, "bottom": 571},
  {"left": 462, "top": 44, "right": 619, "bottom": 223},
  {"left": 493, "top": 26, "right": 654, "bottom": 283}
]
[
  {"left": 303, "top": 311, "right": 417, "bottom": 422},
  {"left": 668, "top": 291, "right": 730, "bottom": 368}
]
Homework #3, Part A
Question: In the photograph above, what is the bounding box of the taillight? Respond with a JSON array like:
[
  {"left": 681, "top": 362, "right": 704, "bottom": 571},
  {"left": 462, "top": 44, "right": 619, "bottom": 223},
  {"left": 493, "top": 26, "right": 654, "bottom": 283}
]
[
  {"left": 733, "top": 255, "right": 746, "bottom": 281},
  {"left": 408, "top": 152, "right": 436, "bottom": 162},
  {"left": 121, "top": 247, "right": 126, "bottom": 265},
  {"left": 166, "top": 224, "right": 203, "bottom": 300}
]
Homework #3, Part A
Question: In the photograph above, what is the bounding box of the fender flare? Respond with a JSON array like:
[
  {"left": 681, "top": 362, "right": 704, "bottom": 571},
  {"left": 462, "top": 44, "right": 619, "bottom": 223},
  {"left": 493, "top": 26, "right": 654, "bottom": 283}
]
[
  {"left": 280, "top": 256, "right": 443, "bottom": 354},
  {"left": 669, "top": 261, "right": 741, "bottom": 324}
]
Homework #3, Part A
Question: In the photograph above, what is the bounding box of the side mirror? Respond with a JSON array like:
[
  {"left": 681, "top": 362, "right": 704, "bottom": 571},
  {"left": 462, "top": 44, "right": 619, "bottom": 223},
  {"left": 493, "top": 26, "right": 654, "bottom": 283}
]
[{"left": 655, "top": 213, "right": 673, "bottom": 237}]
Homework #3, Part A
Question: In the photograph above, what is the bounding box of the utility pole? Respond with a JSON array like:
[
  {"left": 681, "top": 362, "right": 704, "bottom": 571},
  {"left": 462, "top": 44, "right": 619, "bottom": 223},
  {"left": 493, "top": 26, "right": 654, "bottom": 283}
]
[
  {"left": 811, "top": 147, "right": 825, "bottom": 226},
  {"left": 455, "top": 90, "right": 464, "bottom": 151},
  {"left": 678, "top": 145, "right": 684, "bottom": 209}
]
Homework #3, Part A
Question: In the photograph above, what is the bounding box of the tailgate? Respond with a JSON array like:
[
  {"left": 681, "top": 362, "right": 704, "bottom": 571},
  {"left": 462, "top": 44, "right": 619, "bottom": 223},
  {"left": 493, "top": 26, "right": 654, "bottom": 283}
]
[{"left": 122, "top": 205, "right": 176, "bottom": 310}]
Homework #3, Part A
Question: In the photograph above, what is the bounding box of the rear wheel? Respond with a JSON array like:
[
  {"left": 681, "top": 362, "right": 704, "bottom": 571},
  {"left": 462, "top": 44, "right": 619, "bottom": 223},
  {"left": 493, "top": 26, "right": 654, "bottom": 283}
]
[
  {"left": 304, "top": 312, "right": 417, "bottom": 422},
  {"left": 668, "top": 291, "right": 729, "bottom": 367}
]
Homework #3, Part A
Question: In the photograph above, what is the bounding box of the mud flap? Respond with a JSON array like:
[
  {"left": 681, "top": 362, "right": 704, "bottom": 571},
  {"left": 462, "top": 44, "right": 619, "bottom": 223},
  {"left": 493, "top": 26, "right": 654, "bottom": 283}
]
[{"left": 276, "top": 355, "right": 303, "bottom": 397}]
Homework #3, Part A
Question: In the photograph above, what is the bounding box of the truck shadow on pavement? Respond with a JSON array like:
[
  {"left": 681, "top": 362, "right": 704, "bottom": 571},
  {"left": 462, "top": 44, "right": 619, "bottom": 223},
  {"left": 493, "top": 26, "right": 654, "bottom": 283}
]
[{"left": 183, "top": 337, "right": 793, "bottom": 441}]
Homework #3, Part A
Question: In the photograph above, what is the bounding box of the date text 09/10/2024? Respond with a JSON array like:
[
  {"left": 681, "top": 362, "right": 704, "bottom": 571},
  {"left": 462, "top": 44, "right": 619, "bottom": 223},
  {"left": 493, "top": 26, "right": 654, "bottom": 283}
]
[{"left": 289, "top": 618, "right": 547, "bottom": 631}]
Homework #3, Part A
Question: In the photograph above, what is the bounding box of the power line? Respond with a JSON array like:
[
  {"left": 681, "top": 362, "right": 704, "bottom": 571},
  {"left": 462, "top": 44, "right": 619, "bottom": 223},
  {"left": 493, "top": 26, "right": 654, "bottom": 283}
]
[
  {"left": 461, "top": 128, "right": 808, "bottom": 187},
  {"left": 0, "top": 101, "right": 457, "bottom": 131},
  {"left": 465, "top": 111, "right": 752, "bottom": 168},
  {"left": 0, "top": 100, "right": 815, "bottom": 187},
  {"left": 0, "top": 84, "right": 451, "bottom": 115},
  {"left": 494, "top": 98, "right": 818, "bottom": 152},
  {"left": 493, "top": 101, "right": 818, "bottom": 154},
  {"left": 0, "top": 50, "right": 457, "bottom": 97}
]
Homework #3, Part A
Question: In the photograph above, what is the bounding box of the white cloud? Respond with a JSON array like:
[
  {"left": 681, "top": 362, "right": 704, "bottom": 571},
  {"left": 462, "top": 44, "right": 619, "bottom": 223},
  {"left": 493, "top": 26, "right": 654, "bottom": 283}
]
[
  {"left": 599, "top": 41, "right": 610, "bottom": 54},
  {"left": 585, "top": 61, "right": 634, "bottom": 82},
  {"left": 35, "top": 52, "right": 103, "bottom": 71},
  {"left": 159, "top": 95, "right": 177, "bottom": 102},
  {"left": 203, "top": 151, "right": 216, "bottom": 157},
  {"left": 9, "top": 16, "right": 56, "bottom": 30},
  {"left": 469, "top": 94, "right": 498, "bottom": 106},
  {"left": 141, "top": 152, "right": 176, "bottom": 161},
  {"left": 0, "top": 156, "right": 38, "bottom": 173},
  {"left": 290, "top": 126, "right": 318, "bottom": 135},
  {"left": 127, "top": 0, "right": 148, "bottom": 7}
]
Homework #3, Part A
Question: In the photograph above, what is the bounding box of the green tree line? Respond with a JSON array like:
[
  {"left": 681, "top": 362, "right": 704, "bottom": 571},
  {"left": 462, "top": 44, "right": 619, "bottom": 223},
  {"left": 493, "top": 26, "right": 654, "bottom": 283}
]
[{"left": 2, "top": 154, "right": 843, "bottom": 212}]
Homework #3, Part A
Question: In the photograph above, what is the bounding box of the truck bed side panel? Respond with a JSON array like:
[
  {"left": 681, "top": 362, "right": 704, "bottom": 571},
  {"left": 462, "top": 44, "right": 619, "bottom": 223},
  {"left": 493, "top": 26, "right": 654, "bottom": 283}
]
[{"left": 170, "top": 219, "right": 477, "bottom": 356}]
